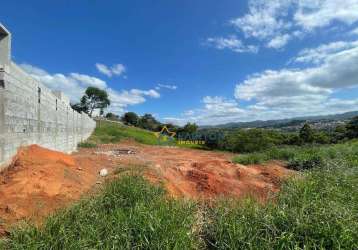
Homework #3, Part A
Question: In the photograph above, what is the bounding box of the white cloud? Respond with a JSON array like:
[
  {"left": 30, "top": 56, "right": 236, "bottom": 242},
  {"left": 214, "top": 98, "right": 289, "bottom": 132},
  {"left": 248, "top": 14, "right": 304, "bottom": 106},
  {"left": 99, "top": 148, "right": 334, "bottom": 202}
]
[
  {"left": 95, "top": 63, "right": 126, "bottom": 77},
  {"left": 95, "top": 63, "right": 112, "bottom": 77},
  {"left": 267, "top": 34, "right": 291, "bottom": 49},
  {"left": 111, "top": 64, "right": 126, "bottom": 76},
  {"left": 205, "top": 35, "right": 258, "bottom": 53},
  {"left": 236, "top": 43, "right": 358, "bottom": 102},
  {"left": 176, "top": 39, "right": 358, "bottom": 125},
  {"left": 177, "top": 93, "right": 358, "bottom": 126},
  {"left": 183, "top": 110, "right": 195, "bottom": 116},
  {"left": 294, "top": 0, "right": 358, "bottom": 30},
  {"left": 155, "top": 84, "right": 178, "bottom": 90},
  {"left": 70, "top": 73, "right": 107, "bottom": 89},
  {"left": 231, "top": 0, "right": 292, "bottom": 40},
  {"left": 225, "top": 0, "right": 358, "bottom": 50},
  {"left": 162, "top": 117, "right": 188, "bottom": 126},
  {"left": 20, "top": 64, "right": 160, "bottom": 114},
  {"left": 293, "top": 40, "right": 358, "bottom": 64},
  {"left": 130, "top": 89, "right": 160, "bottom": 98}
]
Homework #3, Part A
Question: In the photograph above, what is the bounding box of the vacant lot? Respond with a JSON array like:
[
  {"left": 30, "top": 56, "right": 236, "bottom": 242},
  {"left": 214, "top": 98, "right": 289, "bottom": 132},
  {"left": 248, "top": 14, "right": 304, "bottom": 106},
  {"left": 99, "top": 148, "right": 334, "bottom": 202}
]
[{"left": 1, "top": 122, "right": 357, "bottom": 249}]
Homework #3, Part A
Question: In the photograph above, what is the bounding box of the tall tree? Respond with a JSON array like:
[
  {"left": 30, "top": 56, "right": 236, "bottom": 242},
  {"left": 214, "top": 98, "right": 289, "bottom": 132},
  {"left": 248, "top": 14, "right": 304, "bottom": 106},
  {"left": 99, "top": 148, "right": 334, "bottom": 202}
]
[
  {"left": 80, "top": 87, "right": 110, "bottom": 117},
  {"left": 70, "top": 102, "right": 88, "bottom": 113},
  {"left": 183, "top": 122, "right": 198, "bottom": 134},
  {"left": 138, "top": 113, "right": 160, "bottom": 131},
  {"left": 121, "top": 112, "right": 139, "bottom": 126},
  {"left": 299, "top": 123, "right": 315, "bottom": 143},
  {"left": 106, "top": 112, "right": 120, "bottom": 121},
  {"left": 346, "top": 116, "right": 358, "bottom": 138}
]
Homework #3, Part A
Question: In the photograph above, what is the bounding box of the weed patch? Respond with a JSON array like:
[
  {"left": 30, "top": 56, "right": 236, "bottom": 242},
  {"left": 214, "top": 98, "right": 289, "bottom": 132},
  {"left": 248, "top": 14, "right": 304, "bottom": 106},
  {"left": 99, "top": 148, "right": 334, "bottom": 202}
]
[
  {"left": 78, "top": 142, "right": 97, "bottom": 148},
  {"left": 3, "top": 176, "right": 200, "bottom": 249}
]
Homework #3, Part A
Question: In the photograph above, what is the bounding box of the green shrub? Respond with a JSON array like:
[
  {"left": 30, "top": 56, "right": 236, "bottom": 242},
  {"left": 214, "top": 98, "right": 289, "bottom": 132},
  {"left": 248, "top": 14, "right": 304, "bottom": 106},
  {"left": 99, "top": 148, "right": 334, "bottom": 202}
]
[
  {"left": 223, "top": 129, "right": 286, "bottom": 153},
  {"left": 233, "top": 141, "right": 358, "bottom": 170},
  {"left": 78, "top": 141, "right": 97, "bottom": 148},
  {"left": 233, "top": 153, "right": 267, "bottom": 165},
  {"left": 287, "top": 152, "right": 324, "bottom": 171}
]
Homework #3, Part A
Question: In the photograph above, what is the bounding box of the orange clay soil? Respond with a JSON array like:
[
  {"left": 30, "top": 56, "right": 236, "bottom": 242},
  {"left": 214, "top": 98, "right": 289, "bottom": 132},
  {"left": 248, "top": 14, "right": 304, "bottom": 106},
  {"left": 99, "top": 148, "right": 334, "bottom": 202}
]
[{"left": 0, "top": 141, "right": 294, "bottom": 235}]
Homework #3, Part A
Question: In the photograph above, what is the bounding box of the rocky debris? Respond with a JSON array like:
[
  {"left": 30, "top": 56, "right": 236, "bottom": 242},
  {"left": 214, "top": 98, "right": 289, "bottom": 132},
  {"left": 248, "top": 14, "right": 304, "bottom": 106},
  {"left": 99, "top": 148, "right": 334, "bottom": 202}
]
[
  {"left": 95, "top": 148, "right": 136, "bottom": 157},
  {"left": 99, "top": 168, "right": 108, "bottom": 177}
]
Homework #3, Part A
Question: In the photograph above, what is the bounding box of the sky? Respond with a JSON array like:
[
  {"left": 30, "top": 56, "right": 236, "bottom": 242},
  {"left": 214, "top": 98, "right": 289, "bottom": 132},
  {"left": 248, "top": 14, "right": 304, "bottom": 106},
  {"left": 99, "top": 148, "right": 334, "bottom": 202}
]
[{"left": 1, "top": 0, "right": 358, "bottom": 126}]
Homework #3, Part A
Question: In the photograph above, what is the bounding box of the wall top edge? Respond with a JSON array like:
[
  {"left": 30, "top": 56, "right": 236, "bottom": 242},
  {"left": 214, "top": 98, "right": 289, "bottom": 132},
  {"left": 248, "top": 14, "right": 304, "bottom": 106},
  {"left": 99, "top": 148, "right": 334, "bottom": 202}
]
[
  {"left": 0, "top": 23, "right": 11, "bottom": 36},
  {"left": 5, "top": 62, "right": 94, "bottom": 121}
]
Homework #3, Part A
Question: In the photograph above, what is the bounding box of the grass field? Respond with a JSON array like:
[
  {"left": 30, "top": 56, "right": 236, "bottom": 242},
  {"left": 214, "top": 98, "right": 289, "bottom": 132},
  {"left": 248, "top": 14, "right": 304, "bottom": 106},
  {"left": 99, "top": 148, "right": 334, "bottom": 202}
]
[
  {"left": 89, "top": 121, "right": 161, "bottom": 145},
  {"left": 233, "top": 140, "right": 358, "bottom": 170},
  {"left": 2, "top": 126, "right": 358, "bottom": 249},
  {"left": 86, "top": 120, "right": 206, "bottom": 149}
]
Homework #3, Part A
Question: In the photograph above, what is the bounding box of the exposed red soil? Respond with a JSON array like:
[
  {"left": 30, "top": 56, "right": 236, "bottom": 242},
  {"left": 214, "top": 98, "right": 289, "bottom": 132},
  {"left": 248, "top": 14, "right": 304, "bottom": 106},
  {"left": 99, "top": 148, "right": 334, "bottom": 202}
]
[
  {"left": 0, "top": 145, "right": 115, "bottom": 235},
  {"left": 0, "top": 141, "right": 294, "bottom": 235}
]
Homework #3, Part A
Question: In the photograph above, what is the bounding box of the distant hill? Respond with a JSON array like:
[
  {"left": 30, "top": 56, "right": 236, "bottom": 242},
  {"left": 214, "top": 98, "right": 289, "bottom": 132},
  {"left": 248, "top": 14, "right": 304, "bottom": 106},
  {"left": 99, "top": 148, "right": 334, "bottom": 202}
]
[{"left": 201, "top": 111, "right": 358, "bottom": 130}]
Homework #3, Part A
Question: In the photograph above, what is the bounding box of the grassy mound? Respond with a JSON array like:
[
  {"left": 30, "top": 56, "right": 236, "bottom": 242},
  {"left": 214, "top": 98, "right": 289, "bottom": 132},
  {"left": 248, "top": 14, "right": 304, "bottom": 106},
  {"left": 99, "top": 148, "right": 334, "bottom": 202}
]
[
  {"left": 90, "top": 121, "right": 161, "bottom": 145},
  {"left": 205, "top": 161, "right": 358, "bottom": 249},
  {"left": 86, "top": 121, "right": 206, "bottom": 149}
]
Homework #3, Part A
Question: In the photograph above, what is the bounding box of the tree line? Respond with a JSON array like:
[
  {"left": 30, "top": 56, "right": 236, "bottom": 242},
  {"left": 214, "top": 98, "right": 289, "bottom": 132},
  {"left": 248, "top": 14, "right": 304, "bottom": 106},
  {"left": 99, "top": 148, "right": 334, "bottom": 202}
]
[
  {"left": 69, "top": 87, "right": 199, "bottom": 136},
  {"left": 70, "top": 87, "right": 358, "bottom": 153},
  {"left": 107, "top": 111, "right": 199, "bottom": 136},
  {"left": 112, "top": 110, "right": 358, "bottom": 153},
  {"left": 200, "top": 117, "right": 358, "bottom": 153}
]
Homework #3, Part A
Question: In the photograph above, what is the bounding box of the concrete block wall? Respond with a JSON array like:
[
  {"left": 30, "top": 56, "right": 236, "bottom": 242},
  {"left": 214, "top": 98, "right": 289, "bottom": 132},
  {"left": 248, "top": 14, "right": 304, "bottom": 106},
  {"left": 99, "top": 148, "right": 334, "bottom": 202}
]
[
  {"left": 0, "top": 23, "right": 96, "bottom": 169},
  {"left": 0, "top": 63, "right": 96, "bottom": 168},
  {"left": 0, "top": 23, "right": 96, "bottom": 168}
]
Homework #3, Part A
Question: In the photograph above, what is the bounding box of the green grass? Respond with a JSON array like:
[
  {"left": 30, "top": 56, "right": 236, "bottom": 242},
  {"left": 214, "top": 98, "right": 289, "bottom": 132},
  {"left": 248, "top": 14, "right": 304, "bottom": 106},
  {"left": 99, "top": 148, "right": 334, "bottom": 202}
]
[
  {"left": 205, "top": 158, "right": 358, "bottom": 249},
  {"left": 91, "top": 121, "right": 162, "bottom": 145},
  {"left": 77, "top": 142, "right": 97, "bottom": 148},
  {"left": 233, "top": 140, "right": 358, "bottom": 170},
  {"left": 2, "top": 175, "right": 200, "bottom": 249},
  {"left": 3, "top": 123, "right": 358, "bottom": 250},
  {"left": 2, "top": 142, "right": 358, "bottom": 249},
  {"left": 90, "top": 121, "right": 208, "bottom": 149}
]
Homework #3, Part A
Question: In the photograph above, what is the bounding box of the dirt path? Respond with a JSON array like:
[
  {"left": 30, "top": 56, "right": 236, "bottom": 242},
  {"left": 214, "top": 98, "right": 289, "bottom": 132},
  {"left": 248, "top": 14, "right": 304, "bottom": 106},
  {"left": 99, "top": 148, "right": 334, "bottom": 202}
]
[{"left": 0, "top": 141, "right": 294, "bottom": 235}]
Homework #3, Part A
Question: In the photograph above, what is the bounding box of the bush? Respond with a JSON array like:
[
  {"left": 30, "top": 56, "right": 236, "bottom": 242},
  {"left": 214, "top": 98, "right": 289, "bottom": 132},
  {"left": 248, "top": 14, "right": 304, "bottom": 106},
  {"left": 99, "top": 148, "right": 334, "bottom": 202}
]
[
  {"left": 78, "top": 142, "right": 97, "bottom": 148},
  {"left": 121, "top": 112, "right": 139, "bottom": 126},
  {"left": 223, "top": 129, "right": 285, "bottom": 153},
  {"left": 287, "top": 151, "right": 324, "bottom": 171},
  {"left": 233, "top": 141, "right": 358, "bottom": 170},
  {"left": 233, "top": 153, "right": 267, "bottom": 165},
  {"left": 346, "top": 116, "right": 358, "bottom": 139},
  {"left": 233, "top": 147, "right": 297, "bottom": 165}
]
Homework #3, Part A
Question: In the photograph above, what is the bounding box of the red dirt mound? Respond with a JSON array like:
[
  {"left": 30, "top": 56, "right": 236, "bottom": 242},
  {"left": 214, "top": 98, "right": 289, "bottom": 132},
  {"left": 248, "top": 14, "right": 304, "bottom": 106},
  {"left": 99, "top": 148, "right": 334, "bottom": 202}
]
[
  {"left": 0, "top": 145, "right": 113, "bottom": 235},
  {"left": 82, "top": 142, "right": 295, "bottom": 201}
]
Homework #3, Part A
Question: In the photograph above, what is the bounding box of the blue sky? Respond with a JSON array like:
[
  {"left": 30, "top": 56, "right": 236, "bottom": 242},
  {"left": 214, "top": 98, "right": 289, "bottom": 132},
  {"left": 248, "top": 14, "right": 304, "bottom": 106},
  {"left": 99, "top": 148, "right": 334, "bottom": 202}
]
[{"left": 1, "top": 0, "right": 358, "bottom": 125}]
